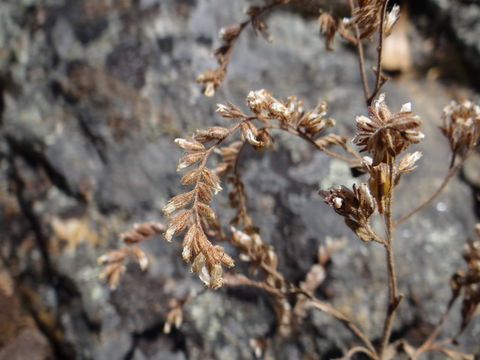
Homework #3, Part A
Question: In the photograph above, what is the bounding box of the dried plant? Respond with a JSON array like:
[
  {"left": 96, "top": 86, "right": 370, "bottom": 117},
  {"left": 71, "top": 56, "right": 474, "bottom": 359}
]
[
  {"left": 97, "top": 221, "right": 165, "bottom": 289},
  {"left": 98, "top": 1, "right": 480, "bottom": 358}
]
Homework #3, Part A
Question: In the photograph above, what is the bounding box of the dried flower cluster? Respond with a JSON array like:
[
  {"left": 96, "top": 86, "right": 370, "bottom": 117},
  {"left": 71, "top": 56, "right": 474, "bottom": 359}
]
[
  {"left": 451, "top": 224, "right": 480, "bottom": 334},
  {"left": 196, "top": 1, "right": 291, "bottom": 97},
  {"left": 97, "top": 221, "right": 165, "bottom": 289},
  {"left": 322, "top": 94, "right": 423, "bottom": 244},
  {"left": 344, "top": 0, "right": 399, "bottom": 40},
  {"left": 440, "top": 100, "right": 480, "bottom": 163},
  {"left": 163, "top": 135, "right": 235, "bottom": 289},
  {"left": 320, "top": 184, "right": 378, "bottom": 243},
  {"left": 353, "top": 93, "right": 424, "bottom": 165},
  {"left": 97, "top": 1, "right": 480, "bottom": 358}
]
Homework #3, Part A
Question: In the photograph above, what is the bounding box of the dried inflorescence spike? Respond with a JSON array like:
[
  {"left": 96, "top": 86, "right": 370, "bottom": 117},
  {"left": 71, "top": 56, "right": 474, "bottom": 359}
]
[
  {"left": 163, "top": 133, "right": 236, "bottom": 288},
  {"left": 97, "top": 246, "right": 150, "bottom": 290},
  {"left": 120, "top": 221, "right": 166, "bottom": 244},
  {"left": 320, "top": 184, "right": 379, "bottom": 243},
  {"left": 450, "top": 226, "right": 480, "bottom": 335},
  {"left": 440, "top": 100, "right": 480, "bottom": 163},
  {"left": 97, "top": 221, "right": 165, "bottom": 290},
  {"left": 215, "top": 141, "right": 244, "bottom": 176},
  {"left": 196, "top": 1, "right": 288, "bottom": 96},
  {"left": 353, "top": 93, "right": 424, "bottom": 165},
  {"left": 244, "top": 89, "right": 335, "bottom": 139}
]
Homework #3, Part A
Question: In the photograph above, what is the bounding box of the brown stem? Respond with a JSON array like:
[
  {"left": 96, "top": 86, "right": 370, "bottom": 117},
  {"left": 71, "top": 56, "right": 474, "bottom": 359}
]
[
  {"left": 395, "top": 161, "right": 463, "bottom": 226},
  {"left": 415, "top": 294, "right": 459, "bottom": 356},
  {"left": 301, "top": 290, "right": 377, "bottom": 357},
  {"left": 292, "top": 127, "right": 361, "bottom": 164},
  {"left": 378, "top": 155, "right": 403, "bottom": 358},
  {"left": 367, "top": 0, "right": 389, "bottom": 105},
  {"left": 342, "top": 346, "right": 378, "bottom": 360},
  {"left": 226, "top": 273, "right": 376, "bottom": 357},
  {"left": 348, "top": 0, "right": 370, "bottom": 104}
]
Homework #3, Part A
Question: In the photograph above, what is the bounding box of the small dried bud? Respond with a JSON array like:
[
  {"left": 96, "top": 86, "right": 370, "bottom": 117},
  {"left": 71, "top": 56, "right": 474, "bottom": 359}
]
[
  {"left": 97, "top": 249, "right": 127, "bottom": 265},
  {"left": 397, "top": 151, "right": 422, "bottom": 175},
  {"left": 440, "top": 100, "right": 480, "bottom": 158},
  {"left": 163, "top": 191, "right": 194, "bottom": 216},
  {"left": 174, "top": 138, "right": 205, "bottom": 152},
  {"left": 318, "top": 12, "right": 337, "bottom": 50},
  {"left": 219, "top": 23, "right": 242, "bottom": 41},
  {"left": 131, "top": 247, "right": 149, "bottom": 271},
  {"left": 204, "top": 81, "right": 216, "bottom": 97},
  {"left": 241, "top": 121, "right": 263, "bottom": 147},
  {"left": 195, "top": 127, "right": 230, "bottom": 143},
  {"left": 177, "top": 152, "right": 204, "bottom": 172},
  {"left": 246, "top": 89, "right": 274, "bottom": 115},
  {"left": 216, "top": 103, "right": 244, "bottom": 118},
  {"left": 384, "top": 4, "right": 400, "bottom": 36}
]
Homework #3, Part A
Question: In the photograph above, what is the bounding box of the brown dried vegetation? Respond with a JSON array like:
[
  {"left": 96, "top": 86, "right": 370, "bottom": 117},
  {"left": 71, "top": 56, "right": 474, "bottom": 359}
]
[{"left": 99, "top": 1, "right": 480, "bottom": 359}]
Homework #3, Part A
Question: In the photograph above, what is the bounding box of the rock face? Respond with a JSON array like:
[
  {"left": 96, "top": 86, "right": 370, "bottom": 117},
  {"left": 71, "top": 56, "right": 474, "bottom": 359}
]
[
  {"left": 0, "top": 0, "right": 478, "bottom": 359},
  {"left": 419, "top": 0, "right": 480, "bottom": 78}
]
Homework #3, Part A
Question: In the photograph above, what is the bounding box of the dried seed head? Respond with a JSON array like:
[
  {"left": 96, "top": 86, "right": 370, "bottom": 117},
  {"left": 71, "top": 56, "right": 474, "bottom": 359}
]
[
  {"left": 241, "top": 121, "right": 263, "bottom": 147},
  {"left": 320, "top": 183, "right": 375, "bottom": 223},
  {"left": 174, "top": 137, "right": 205, "bottom": 152},
  {"left": 384, "top": 4, "right": 400, "bottom": 36},
  {"left": 195, "top": 127, "right": 230, "bottom": 143},
  {"left": 246, "top": 89, "right": 274, "bottom": 115},
  {"left": 440, "top": 100, "right": 480, "bottom": 157},
  {"left": 120, "top": 221, "right": 166, "bottom": 244},
  {"left": 131, "top": 247, "right": 149, "bottom": 271},
  {"left": 351, "top": 0, "right": 382, "bottom": 40},
  {"left": 164, "top": 210, "right": 192, "bottom": 242},
  {"left": 320, "top": 183, "right": 378, "bottom": 243},
  {"left": 219, "top": 23, "right": 242, "bottom": 41},
  {"left": 353, "top": 94, "right": 424, "bottom": 165},
  {"left": 216, "top": 103, "right": 244, "bottom": 118},
  {"left": 318, "top": 12, "right": 337, "bottom": 50},
  {"left": 397, "top": 151, "right": 422, "bottom": 175},
  {"left": 163, "top": 191, "right": 194, "bottom": 216},
  {"left": 177, "top": 152, "right": 204, "bottom": 172}
]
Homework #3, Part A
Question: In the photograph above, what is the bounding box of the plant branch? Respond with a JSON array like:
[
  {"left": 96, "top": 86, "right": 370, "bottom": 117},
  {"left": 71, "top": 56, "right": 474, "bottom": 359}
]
[
  {"left": 378, "top": 155, "right": 403, "bottom": 358},
  {"left": 348, "top": 0, "right": 370, "bottom": 104},
  {"left": 395, "top": 160, "right": 463, "bottom": 226},
  {"left": 367, "top": 0, "right": 389, "bottom": 105},
  {"left": 415, "top": 294, "right": 459, "bottom": 357},
  {"left": 226, "top": 273, "right": 376, "bottom": 357}
]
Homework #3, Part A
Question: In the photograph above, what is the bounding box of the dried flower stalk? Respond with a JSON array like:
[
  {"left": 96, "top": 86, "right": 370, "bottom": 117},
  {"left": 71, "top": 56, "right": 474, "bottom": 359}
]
[{"left": 97, "top": 220, "right": 165, "bottom": 289}]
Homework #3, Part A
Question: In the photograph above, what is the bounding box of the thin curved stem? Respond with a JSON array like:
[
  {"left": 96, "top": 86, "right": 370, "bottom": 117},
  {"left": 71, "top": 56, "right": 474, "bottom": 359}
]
[
  {"left": 342, "top": 346, "right": 378, "bottom": 360},
  {"left": 367, "top": 0, "right": 389, "bottom": 106},
  {"left": 348, "top": 0, "right": 370, "bottom": 104},
  {"left": 378, "top": 155, "right": 403, "bottom": 359},
  {"left": 226, "top": 273, "right": 376, "bottom": 357},
  {"left": 415, "top": 294, "right": 458, "bottom": 357},
  {"left": 395, "top": 161, "right": 463, "bottom": 226}
]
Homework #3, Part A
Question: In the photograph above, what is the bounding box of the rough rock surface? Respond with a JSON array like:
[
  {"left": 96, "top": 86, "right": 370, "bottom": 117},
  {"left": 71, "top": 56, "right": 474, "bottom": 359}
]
[
  {"left": 0, "top": 0, "right": 478, "bottom": 359},
  {"left": 419, "top": 0, "right": 480, "bottom": 80}
]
